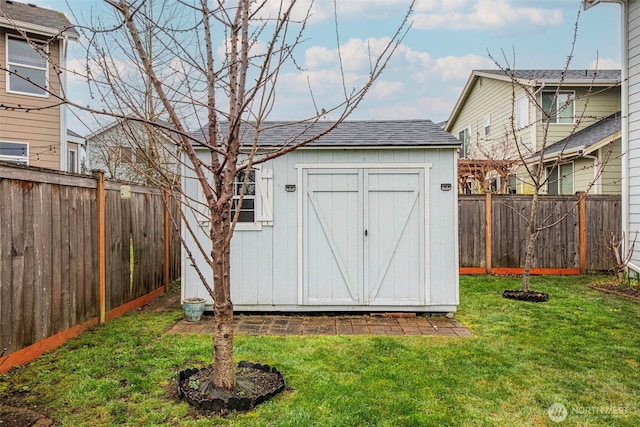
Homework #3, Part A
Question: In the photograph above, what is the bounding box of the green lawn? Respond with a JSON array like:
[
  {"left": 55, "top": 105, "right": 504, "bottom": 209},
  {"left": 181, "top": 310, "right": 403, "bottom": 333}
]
[{"left": 1, "top": 275, "right": 639, "bottom": 426}]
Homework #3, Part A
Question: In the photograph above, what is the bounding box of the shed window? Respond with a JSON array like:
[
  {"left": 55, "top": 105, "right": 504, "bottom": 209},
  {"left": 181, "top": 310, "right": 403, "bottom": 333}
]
[
  {"left": 197, "top": 167, "right": 273, "bottom": 230},
  {"left": 6, "top": 36, "right": 48, "bottom": 97},
  {"left": 0, "top": 141, "right": 28, "bottom": 165},
  {"left": 542, "top": 91, "right": 574, "bottom": 124},
  {"left": 484, "top": 114, "right": 491, "bottom": 136},
  {"left": 232, "top": 169, "right": 257, "bottom": 223}
]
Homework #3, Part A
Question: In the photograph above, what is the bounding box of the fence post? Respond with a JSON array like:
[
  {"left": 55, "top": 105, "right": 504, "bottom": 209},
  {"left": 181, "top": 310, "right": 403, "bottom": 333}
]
[
  {"left": 578, "top": 192, "right": 587, "bottom": 274},
  {"left": 485, "top": 192, "right": 492, "bottom": 274},
  {"left": 163, "top": 187, "right": 170, "bottom": 291},
  {"left": 96, "top": 171, "right": 106, "bottom": 323}
]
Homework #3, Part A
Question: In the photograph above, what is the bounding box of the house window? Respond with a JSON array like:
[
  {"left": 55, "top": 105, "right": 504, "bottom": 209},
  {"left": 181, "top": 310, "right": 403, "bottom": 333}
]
[
  {"left": 68, "top": 149, "right": 77, "bottom": 173},
  {"left": 484, "top": 114, "right": 491, "bottom": 136},
  {"left": 6, "top": 36, "right": 48, "bottom": 97},
  {"left": 0, "top": 141, "right": 28, "bottom": 165},
  {"left": 458, "top": 127, "right": 471, "bottom": 158},
  {"left": 516, "top": 96, "right": 528, "bottom": 128},
  {"left": 508, "top": 176, "right": 517, "bottom": 194},
  {"left": 232, "top": 169, "right": 257, "bottom": 223},
  {"left": 546, "top": 163, "right": 573, "bottom": 195},
  {"left": 542, "top": 91, "right": 574, "bottom": 124},
  {"left": 117, "top": 146, "right": 135, "bottom": 163}
]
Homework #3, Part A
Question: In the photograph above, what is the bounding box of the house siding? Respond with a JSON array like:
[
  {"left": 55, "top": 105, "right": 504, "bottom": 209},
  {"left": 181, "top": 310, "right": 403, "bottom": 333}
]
[
  {"left": 448, "top": 77, "right": 533, "bottom": 160},
  {"left": 534, "top": 87, "right": 620, "bottom": 152},
  {"left": 599, "top": 138, "right": 622, "bottom": 195},
  {"left": 628, "top": 0, "right": 640, "bottom": 266},
  {"left": 0, "top": 29, "right": 61, "bottom": 169}
]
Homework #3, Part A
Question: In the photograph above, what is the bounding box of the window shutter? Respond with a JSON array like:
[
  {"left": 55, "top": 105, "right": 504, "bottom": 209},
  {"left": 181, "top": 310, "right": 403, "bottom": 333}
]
[{"left": 257, "top": 168, "right": 273, "bottom": 225}]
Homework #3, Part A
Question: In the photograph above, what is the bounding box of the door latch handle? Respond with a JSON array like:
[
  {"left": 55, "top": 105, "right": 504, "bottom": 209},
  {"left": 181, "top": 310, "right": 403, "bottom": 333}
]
[{"left": 365, "top": 229, "right": 368, "bottom": 236}]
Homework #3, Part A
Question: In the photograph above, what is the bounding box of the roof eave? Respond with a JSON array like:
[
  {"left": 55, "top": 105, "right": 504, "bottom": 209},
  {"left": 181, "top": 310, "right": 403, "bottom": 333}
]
[
  {"left": 445, "top": 70, "right": 533, "bottom": 132},
  {"left": 445, "top": 72, "right": 481, "bottom": 132},
  {"left": 0, "top": 18, "right": 78, "bottom": 40},
  {"left": 539, "top": 129, "right": 621, "bottom": 162},
  {"left": 249, "top": 144, "right": 462, "bottom": 149}
]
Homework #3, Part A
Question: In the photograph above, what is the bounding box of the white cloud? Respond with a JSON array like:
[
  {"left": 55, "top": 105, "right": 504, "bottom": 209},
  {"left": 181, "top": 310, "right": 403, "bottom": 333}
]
[
  {"left": 370, "top": 80, "right": 406, "bottom": 100},
  {"left": 412, "top": 0, "right": 563, "bottom": 31},
  {"left": 415, "top": 54, "right": 495, "bottom": 83},
  {"left": 588, "top": 57, "right": 621, "bottom": 70},
  {"left": 305, "top": 37, "right": 398, "bottom": 71}
]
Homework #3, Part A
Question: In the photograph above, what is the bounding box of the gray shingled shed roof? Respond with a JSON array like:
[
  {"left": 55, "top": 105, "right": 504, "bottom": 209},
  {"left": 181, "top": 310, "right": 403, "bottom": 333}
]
[
  {"left": 194, "top": 120, "right": 461, "bottom": 148},
  {"left": 0, "top": 0, "right": 77, "bottom": 38},
  {"left": 477, "top": 69, "right": 621, "bottom": 83},
  {"left": 539, "top": 112, "right": 621, "bottom": 158}
]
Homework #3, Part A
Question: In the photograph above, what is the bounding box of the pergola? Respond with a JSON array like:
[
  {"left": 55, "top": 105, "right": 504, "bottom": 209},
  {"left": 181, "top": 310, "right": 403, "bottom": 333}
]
[{"left": 457, "top": 159, "right": 518, "bottom": 193}]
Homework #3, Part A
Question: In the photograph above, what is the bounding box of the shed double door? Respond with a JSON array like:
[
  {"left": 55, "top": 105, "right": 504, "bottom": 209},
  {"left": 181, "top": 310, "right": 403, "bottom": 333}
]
[{"left": 302, "top": 167, "right": 426, "bottom": 306}]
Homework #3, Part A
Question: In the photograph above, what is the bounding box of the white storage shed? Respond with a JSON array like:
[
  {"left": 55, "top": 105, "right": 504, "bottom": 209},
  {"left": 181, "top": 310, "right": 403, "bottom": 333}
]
[{"left": 182, "top": 120, "right": 461, "bottom": 312}]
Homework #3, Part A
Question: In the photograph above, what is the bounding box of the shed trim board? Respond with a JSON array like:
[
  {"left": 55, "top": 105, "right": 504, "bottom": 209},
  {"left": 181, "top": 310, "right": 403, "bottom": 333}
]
[{"left": 296, "top": 163, "right": 432, "bottom": 307}]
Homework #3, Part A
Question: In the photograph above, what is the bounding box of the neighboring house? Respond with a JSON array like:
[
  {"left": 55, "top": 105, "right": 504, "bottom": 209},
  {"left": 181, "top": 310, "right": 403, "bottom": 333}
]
[
  {"left": 182, "top": 120, "right": 461, "bottom": 313},
  {"left": 0, "top": 0, "right": 78, "bottom": 171},
  {"left": 584, "top": 0, "right": 640, "bottom": 272},
  {"left": 86, "top": 119, "right": 180, "bottom": 184},
  {"left": 445, "top": 69, "right": 621, "bottom": 194},
  {"left": 66, "top": 129, "right": 86, "bottom": 174}
]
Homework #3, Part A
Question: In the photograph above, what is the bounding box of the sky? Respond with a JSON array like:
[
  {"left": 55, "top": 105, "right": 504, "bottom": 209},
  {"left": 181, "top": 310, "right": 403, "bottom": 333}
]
[{"left": 26, "top": 0, "right": 623, "bottom": 135}]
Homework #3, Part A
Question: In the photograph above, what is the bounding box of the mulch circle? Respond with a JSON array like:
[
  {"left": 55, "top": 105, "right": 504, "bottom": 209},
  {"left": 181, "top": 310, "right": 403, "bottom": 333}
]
[
  {"left": 177, "top": 361, "right": 285, "bottom": 414},
  {"left": 502, "top": 290, "right": 549, "bottom": 302}
]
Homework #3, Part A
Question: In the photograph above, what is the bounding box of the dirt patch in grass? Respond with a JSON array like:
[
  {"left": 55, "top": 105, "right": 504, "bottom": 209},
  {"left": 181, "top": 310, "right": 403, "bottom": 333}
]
[
  {"left": 0, "top": 390, "right": 53, "bottom": 427},
  {"left": 0, "top": 405, "right": 53, "bottom": 427},
  {"left": 589, "top": 282, "right": 640, "bottom": 301},
  {"left": 139, "top": 282, "right": 182, "bottom": 313}
]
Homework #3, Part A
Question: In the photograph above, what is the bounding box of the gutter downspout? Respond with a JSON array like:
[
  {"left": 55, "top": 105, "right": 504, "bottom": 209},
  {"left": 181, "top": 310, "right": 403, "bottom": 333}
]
[{"left": 59, "top": 34, "right": 69, "bottom": 171}]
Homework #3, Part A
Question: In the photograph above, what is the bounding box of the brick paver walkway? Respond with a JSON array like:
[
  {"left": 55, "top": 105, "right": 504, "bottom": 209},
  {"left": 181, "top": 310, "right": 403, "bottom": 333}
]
[{"left": 167, "top": 314, "right": 472, "bottom": 337}]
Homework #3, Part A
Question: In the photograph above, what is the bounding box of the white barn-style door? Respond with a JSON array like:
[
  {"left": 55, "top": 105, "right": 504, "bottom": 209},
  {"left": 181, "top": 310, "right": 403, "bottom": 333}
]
[{"left": 300, "top": 166, "right": 427, "bottom": 306}]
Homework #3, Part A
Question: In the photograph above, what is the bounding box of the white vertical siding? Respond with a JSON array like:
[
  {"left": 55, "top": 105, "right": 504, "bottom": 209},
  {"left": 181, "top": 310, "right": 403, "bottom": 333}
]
[{"left": 628, "top": 0, "right": 640, "bottom": 267}]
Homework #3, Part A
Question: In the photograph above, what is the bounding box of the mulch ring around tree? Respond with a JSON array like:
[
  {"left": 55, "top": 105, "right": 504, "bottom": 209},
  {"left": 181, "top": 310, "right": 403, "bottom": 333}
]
[
  {"left": 502, "top": 290, "right": 549, "bottom": 302},
  {"left": 177, "top": 361, "right": 285, "bottom": 416}
]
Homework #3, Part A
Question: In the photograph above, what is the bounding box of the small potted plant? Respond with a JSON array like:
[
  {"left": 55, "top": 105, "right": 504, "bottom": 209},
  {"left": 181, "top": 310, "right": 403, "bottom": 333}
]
[{"left": 182, "top": 297, "right": 206, "bottom": 322}]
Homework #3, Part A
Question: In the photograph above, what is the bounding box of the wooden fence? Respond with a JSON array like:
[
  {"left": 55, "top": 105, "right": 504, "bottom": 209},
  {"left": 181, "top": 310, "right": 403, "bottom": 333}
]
[
  {"left": 459, "top": 193, "right": 621, "bottom": 274},
  {"left": 0, "top": 163, "right": 180, "bottom": 372}
]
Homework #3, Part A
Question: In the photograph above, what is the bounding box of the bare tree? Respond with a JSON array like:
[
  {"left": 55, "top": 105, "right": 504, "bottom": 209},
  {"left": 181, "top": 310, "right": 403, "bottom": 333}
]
[
  {"left": 491, "top": 9, "right": 620, "bottom": 296},
  {"left": 39, "top": 0, "right": 412, "bottom": 391}
]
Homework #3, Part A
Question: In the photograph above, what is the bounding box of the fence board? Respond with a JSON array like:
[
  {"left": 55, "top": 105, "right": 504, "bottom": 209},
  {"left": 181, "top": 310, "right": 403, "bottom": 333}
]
[
  {"left": 460, "top": 194, "right": 621, "bottom": 273},
  {"left": 0, "top": 164, "right": 180, "bottom": 359},
  {"left": 586, "top": 196, "right": 622, "bottom": 272},
  {"left": 458, "top": 195, "right": 485, "bottom": 267}
]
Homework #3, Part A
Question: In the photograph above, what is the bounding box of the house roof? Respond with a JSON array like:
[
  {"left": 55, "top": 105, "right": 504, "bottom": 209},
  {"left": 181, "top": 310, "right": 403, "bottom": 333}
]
[
  {"left": 0, "top": 0, "right": 78, "bottom": 39},
  {"left": 476, "top": 69, "right": 621, "bottom": 84},
  {"left": 537, "top": 112, "right": 621, "bottom": 159},
  {"left": 67, "top": 129, "right": 82, "bottom": 138},
  {"left": 193, "top": 120, "right": 461, "bottom": 148},
  {"left": 86, "top": 118, "right": 176, "bottom": 140},
  {"left": 445, "top": 68, "right": 621, "bottom": 132}
]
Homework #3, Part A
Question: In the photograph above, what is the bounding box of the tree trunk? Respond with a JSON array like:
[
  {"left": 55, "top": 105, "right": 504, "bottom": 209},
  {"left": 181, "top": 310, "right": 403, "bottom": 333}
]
[
  {"left": 521, "top": 191, "right": 540, "bottom": 293},
  {"left": 210, "top": 207, "right": 235, "bottom": 391}
]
